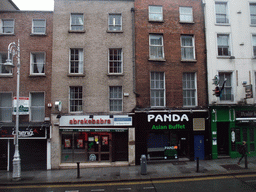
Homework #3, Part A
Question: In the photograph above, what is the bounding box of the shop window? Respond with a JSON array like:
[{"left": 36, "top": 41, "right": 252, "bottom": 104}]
[
  {"left": 61, "top": 132, "right": 112, "bottom": 163},
  {"left": 250, "top": 143, "right": 255, "bottom": 152},
  {"left": 235, "top": 129, "right": 240, "bottom": 142},
  {"left": 243, "top": 128, "right": 247, "bottom": 141}
]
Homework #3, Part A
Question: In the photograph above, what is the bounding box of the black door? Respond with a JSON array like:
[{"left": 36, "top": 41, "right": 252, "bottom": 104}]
[
  {"left": 217, "top": 122, "right": 229, "bottom": 155},
  {"left": 0, "top": 140, "right": 7, "bottom": 170},
  {"left": 112, "top": 132, "right": 128, "bottom": 161}
]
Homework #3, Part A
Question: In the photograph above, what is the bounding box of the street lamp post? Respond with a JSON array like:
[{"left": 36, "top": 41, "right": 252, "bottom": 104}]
[{"left": 5, "top": 40, "right": 21, "bottom": 180}]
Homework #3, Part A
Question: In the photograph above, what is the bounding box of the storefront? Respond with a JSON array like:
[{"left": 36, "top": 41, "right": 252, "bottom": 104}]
[
  {"left": 211, "top": 106, "right": 256, "bottom": 159},
  {"left": 0, "top": 122, "right": 50, "bottom": 171},
  {"left": 53, "top": 115, "right": 135, "bottom": 168},
  {"left": 134, "top": 110, "right": 210, "bottom": 165}
]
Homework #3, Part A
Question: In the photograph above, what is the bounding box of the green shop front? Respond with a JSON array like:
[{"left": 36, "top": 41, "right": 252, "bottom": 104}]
[
  {"left": 210, "top": 105, "right": 256, "bottom": 159},
  {"left": 134, "top": 110, "right": 210, "bottom": 165}
]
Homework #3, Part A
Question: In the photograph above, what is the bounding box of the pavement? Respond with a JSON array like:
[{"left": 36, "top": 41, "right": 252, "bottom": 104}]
[{"left": 1, "top": 157, "right": 256, "bottom": 186}]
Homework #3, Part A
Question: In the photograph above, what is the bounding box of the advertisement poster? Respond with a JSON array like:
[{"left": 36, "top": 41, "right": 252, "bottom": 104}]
[
  {"left": 13, "top": 97, "right": 29, "bottom": 115},
  {"left": 102, "top": 136, "right": 108, "bottom": 145},
  {"left": 77, "top": 139, "right": 83, "bottom": 148},
  {"left": 65, "top": 139, "right": 71, "bottom": 148},
  {"left": 95, "top": 135, "right": 99, "bottom": 144}
]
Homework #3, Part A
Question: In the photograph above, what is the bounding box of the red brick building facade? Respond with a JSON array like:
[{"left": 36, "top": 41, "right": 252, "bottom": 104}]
[
  {"left": 134, "top": 0, "right": 210, "bottom": 164},
  {"left": 0, "top": 10, "right": 53, "bottom": 170}
]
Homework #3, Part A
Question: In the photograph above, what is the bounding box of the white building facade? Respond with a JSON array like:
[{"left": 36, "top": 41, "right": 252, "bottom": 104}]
[{"left": 204, "top": 0, "right": 256, "bottom": 159}]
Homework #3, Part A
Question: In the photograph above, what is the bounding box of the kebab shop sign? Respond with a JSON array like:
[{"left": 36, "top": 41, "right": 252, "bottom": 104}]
[
  {"left": 148, "top": 113, "right": 189, "bottom": 130},
  {"left": 60, "top": 116, "right": 113, "bottom": 127}
]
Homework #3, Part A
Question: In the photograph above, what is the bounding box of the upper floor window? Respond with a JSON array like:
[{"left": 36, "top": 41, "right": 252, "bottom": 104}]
[
  {"left": 32, "top": 19, "right": 46, "bottom": 34},
  {"left": 70, "top": 86, "right": 83, "bottom": 112},
  {"left": 109, "top": 86, "right": 122, "bottom": 112},
  {"left": 150, "top": 72, "right": 165, "bottom": 107},
  {"left": 250, "top": 3, "right": 256, "bottom": 25},
  {"left": 109, "top": 48, "right": 122, "bottom": 74},
  {"left": 219, "top": 72, "right": 233, "bottom": 101},
  {"left": 108, "top": 14, "right": 122, "bottom": 31},
  {"left": 70, "top": 49, "right": 83, "bottom": 74},
  {"left": 30, "top": 92, "right": 45, "bottom": 122},
  {"left": 252, "top": 35, "right": 256, "bottom": 58},
  {"left": 149, "top": 34, "right": 164, "bottom": 60},
  {"left": 149, "top": 6, "right": 163, "bottom": 21},
  {"left": 215, "top": 2, "right": 229, "bottom": 24},
  {"left": 30, "top": 52, "right": 45, "bottom": 75},
  {"left": 0, "top": 53, "right": 12, "bottom": 75},
  {"left": 183, "top": 73, "right": 197, "bottom": 107},
  {"left": 179, "top": 7, "right": 193, "bottom": 23},
  {"left": 181, "top": 35, "right": 195, "bottom": 60},
  {"left": 70, "top": 13, "right": 84, "bottom": 31},
  {"left": 217, "top": 34, "right": 230, "bottom": 56},
  {"left": 0, "top": 93, "right": 12, "bottom": 122},
  {"left": 1, "top": 19, "right": 14, "bottom": 34}
]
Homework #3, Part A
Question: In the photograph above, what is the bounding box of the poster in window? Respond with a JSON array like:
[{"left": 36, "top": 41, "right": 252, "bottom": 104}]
[
  {"left": 95, "top": 135, "right": 99, "bottom": 144},
  {"left": 77, "top": 139, "right": 83, "bottom": 148},
  {"left": 65, "top": 139, "right": 71, "bottom": 148},
  {"left": 102, "top": 136, "right": 108, "bottom": 145}
]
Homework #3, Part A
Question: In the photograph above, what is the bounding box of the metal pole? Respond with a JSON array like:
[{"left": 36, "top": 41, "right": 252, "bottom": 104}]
[
  {"left": 12, "top": 40, "right": 21, "bottom": 180},
  {"left": 196, "top": 157, "right": 199, "bottom": 172}
]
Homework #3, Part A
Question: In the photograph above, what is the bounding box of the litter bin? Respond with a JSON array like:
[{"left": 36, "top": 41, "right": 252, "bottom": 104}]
[{"left": 140, "top": 154, "right": 147, "bottom": 175}]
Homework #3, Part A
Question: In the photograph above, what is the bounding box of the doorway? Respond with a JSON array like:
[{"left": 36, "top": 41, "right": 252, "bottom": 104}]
[{"left": 217, "top": 122, "right": 229, "bottom": 156}]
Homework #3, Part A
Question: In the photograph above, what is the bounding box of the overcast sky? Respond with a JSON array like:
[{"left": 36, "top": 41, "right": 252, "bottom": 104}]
[{"left": 12, "top": 0, "right": 54, "bottom": 11}]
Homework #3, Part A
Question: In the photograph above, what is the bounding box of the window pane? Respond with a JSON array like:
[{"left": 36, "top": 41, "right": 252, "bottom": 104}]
[
  {"left": 151, "top": 72, "right": 165, "bottom": 107},
  {"left": 70, "top": 49, "right": 83, "bottom": 74},
  {"left": 180, "top": 7, "right": 193, "bottom": 22},
  {"left": 109, "top": 86, "right": 122, "bottom": 111},
  {"left": 2, "top": 20, "right": 14, "bottom": 33},
  {"left": 71, "top": 14, "right": 84, "bottom": 31},
  {"left": 31, "top": 93, "right": 45, "bottom": 122},
  {"left": 33, "top": 20, "right": 46, "bottom": 34},
  {"left": 149, "top": 6, "right": 163, "bottom": 21},
  {"left": 31, "top": 53, "right": 45, "bottom": 74},
  {"left": 0, "top": 93, "right": 12, "bottom": 122},
  {"left": 149, "top": 35, "right": 164, "bottom": 59},
  {"left": 109, "top": 49, "right": 122, "bottom": 73},
  {"left": 183, "top": 73, "right": 196, "bottom": 106},
  {"left": 109, "top": 14, "right": 122, "bottom": 31},
  {"left": 0, "top": 53, "right": 12, "bottom": 74},
  {"left": 70, "top": 87, "right": 82, "bottom": 112}
]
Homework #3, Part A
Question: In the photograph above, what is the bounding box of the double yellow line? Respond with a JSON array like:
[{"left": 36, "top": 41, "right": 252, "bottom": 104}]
[{"left": 1, "top": 174, "right": 256, "bottom": 190}]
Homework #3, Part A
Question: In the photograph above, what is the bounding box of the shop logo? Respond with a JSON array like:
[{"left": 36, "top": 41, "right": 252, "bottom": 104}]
[
  {"left": 148, "top": 114, "right": 189, "bottom": 122},
  {"left": 69, "top": 118, "right": 111, "bottom": 125}
]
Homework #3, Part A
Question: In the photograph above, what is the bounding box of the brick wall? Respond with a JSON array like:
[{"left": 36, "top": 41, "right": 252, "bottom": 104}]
[{"left": 135, "top": 0, "right": 207, "bottom": 109}]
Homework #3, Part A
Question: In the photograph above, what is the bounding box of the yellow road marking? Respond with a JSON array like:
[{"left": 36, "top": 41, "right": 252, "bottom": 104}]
[{"left": 1, "top": 174, "right": 256, "bottom": 190}]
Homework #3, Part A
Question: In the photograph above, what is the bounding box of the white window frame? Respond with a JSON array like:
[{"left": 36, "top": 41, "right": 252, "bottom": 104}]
[
  {"left": 30, "top": 52, "right": 45, "bottom": 75},
  {"left": 69, "top": 86, "right": 83, "bottom": 113},
  {"left": 108, "top": 48, "right": 123, "bottom": 74},
  {"left": 149, "top": 6, "right": 163, "bottom": 21},
  {"left": 0, "top": 53, "right": 12, "bottom": 75},
  {"left": 0, "top": 92, "right": 13, "bottom": 122},
  {"left": 30, "top": 92, "right": 45, "bottom": 122},
  {"left": 70, "top": 13, "right": 84, "bottom": 31},
  {"left": 69, "top": 48, "right": 84, "bottom": 74},
  {"left": 218, "top": 72, "right": 234, "bottom": 102},
  {"left": 1, "top": 19, "right": 14, "bottom": 34},
  {"left": 108, "top": 13, "right": 122, "bottom": 31},
  {"left": 149, "top": 34, "right": 164, "bottom": 60},
  {"left": 215, "top": 2, "right": 229, "bottom": 24},
  {"left": 183, "top": 73, "right": 197, "bottom": 107},
  {"left": 32, "top": 19, "right": 46, "bottom": 34},
  {"left": 109, "top": 86, "right": 123, "bottom": 112},
  {"left": 150, "top": 72, "right": 165, "bottom": 108},
  {"left": 181, "top": 35, "right": 195, "bottom": 60},
  {"left": 250, "top": 3, "right": 256, "bottom": 25},
  {"left": 217, "top": 33, "right": 231, "bottom": 57},
  {"left": 179, "top": 7, "right": 193, "bottom": 23}
]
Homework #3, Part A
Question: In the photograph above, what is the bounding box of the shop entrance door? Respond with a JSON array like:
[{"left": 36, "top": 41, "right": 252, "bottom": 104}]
[
  {"left": 0, "top": 140, "right": 7, "bottom": 170},
  {"left": 217, "top": 122, "right": 229, "bottom": 155},
  {"left": 194, "top": 135, "right": 204, "bottom": 160}
]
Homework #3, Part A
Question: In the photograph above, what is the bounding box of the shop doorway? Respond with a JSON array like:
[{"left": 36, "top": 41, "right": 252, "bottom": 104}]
[
  {"left": 0, "top": 140, "right": 7, "bottom": 170},
  {"left": 217, "top": 122, "right": 229, "bottom": 156},
  {"left": 194, "top": 135, "right": 204, "bottom": 160}
]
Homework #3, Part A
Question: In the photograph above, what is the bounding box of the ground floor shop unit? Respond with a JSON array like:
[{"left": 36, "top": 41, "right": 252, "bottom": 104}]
[
  {"left": 210, "top": 105, "right": 256, "bottom": 159},
  {"left": 134, "top": 110, "right": 210, "bottom": 165},
  {"left": 51, "top": 115, "right": 135, "bottom": 169},
  {"left": 0, "top": 122, "right": 50, "bottom": 171}
]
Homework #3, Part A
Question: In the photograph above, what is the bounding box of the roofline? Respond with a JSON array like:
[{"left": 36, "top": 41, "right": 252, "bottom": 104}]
[{"left": 8, "top": 0, "right": 20, "bottom": 10}]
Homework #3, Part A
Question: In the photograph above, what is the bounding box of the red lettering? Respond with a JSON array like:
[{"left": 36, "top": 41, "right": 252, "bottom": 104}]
[
  {"left": 80, "top": 120, "right": 84, "bottom": 124},
  {"left": 78, "top": 120, "right": 80, "bottom": 124},
  {"left": 69, "top": 120, "right": 73, "bottom": 124},
  {"left": 96, "top": 120, "right": 100, "bottom": 124},
  {"left": 84, "top": 119, "right": 87, "bottom": 124},
  {"left": 92, "top": 119, "right": 95, "bottom": 124},
  {"left": 88, "top": 120, "right": 92, "bottom": 124},
  {"left": 100, "top": 118, "right": 104, "bottom": 124},
  {"left": 74, "top": 119, "right": 77, "bottom": 124},
  {"left": 107, "top": 120, "right": 111, "bottom": 124}
]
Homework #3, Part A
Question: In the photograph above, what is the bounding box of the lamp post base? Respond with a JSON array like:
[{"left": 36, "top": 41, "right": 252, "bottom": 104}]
[{"left": 12, "top": 156, "right": 21, "bottom": 181}]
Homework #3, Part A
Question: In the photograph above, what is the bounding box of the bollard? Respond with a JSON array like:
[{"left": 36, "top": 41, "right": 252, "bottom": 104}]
[
  {"left": 77, "top": 162, "right": 81, "bottom": 178},
  {"left": 140, "top": 154, "right": 147, "bottom": 175},
  {"left": 196, "top": 157, "right": 199, "bottom": 173},
  {"left": 245, "top": 154, "right": 248, "bottom": 169}
]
